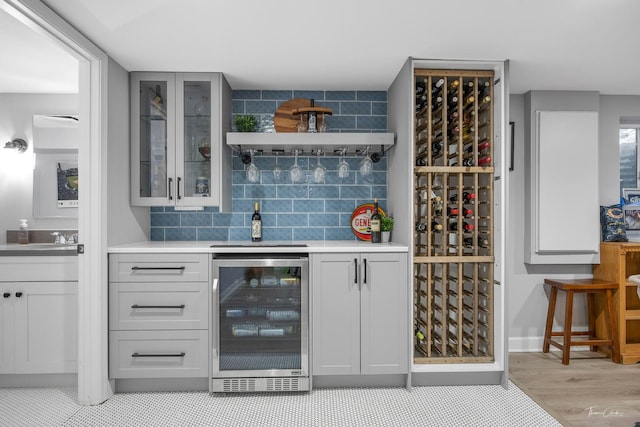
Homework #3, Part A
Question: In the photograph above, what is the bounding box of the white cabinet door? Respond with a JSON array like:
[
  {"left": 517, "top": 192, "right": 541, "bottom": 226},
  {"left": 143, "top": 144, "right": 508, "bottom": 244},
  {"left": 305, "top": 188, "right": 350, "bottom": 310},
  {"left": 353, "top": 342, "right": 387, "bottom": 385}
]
[
  {"left": 311, "top": 253, "right": 361, "bottom": 375},
  {"left": 0, "top": 283, "right": 15, "bottom": 373},
  {"left": 13, "top": 282, "right": 78, "bottom": 374},
  {"left": 360, "top": 252, "right": 408, "bottom": 375},
  {"left": 311, "top": 252, "right": 409, "bottom": 376}
]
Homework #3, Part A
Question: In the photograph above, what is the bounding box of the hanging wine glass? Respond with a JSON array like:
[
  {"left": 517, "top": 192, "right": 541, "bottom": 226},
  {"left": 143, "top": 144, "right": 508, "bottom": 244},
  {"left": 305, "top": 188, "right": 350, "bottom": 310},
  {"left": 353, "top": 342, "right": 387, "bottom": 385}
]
[
  {"left": 359, "top": 147, "right": 373, "bottom": 176},
  {"left": 272, "top": 152, "right": 283, "bottom": 182},
  {"left": 290, "top": 149, "right": 304, "bottom": 183},
  {"left": 312, "top": 150, "right": 326, "bottom": 184},
  {"left": 246, "top": 150, "right": 260, "bottom": 183},
  {"left": 337, "top": 148, "right": 350, "bottom": 179}
]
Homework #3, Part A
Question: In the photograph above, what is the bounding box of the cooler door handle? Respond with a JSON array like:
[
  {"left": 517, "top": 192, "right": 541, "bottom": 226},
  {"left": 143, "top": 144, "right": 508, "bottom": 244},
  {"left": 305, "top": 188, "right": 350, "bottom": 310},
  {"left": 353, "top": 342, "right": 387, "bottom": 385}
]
[{"left": 131, "top": 352, "right": 185, "bottom": 358}]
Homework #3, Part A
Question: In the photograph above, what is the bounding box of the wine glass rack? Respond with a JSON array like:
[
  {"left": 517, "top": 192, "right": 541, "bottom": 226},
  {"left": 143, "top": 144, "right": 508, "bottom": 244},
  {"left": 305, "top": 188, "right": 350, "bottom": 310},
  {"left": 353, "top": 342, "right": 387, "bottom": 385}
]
[{"left": 413, "top": 69, "right": 495, "bottom": 363}]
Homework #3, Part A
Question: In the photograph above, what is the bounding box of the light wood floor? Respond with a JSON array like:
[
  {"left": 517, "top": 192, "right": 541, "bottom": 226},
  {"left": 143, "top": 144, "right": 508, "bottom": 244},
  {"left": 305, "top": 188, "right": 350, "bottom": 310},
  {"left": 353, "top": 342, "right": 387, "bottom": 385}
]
[{"left": 510, "top": 351, "right": 640, "bottom": 427}]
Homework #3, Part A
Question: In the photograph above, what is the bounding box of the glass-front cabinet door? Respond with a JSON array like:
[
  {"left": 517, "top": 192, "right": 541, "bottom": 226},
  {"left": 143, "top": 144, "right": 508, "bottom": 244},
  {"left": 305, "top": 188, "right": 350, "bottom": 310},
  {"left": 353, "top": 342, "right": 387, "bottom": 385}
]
[
  {"left": 175, "top": 73, "right": 221, "bottom": 206},
  {"left": 131, "top": 73, "right": 176, "bottom": 205},
  {"left": 131, "top": 72, "right": 223, "bottom": 207}
]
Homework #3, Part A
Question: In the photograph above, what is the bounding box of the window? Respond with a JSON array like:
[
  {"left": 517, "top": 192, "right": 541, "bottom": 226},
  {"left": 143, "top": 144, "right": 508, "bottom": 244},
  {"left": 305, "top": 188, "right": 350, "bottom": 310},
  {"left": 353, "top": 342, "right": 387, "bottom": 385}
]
[{"left": 620, "top": 124, "right": 640, "bottom": 198}]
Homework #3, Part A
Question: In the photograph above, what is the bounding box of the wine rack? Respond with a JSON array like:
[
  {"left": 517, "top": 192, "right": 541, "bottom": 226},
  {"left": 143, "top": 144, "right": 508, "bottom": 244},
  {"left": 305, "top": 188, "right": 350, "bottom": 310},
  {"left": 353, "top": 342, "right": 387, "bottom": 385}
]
[{"left": 413, "top": 69, "right": 495, "bottom": 363}]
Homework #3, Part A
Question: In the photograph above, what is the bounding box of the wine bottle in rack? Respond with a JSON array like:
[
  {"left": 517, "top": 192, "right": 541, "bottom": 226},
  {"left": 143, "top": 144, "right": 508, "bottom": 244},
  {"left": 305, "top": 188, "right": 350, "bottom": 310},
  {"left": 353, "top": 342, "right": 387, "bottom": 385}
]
[
  {"left": 416, "top": 80, "right": 426, "bottom": 96},
  {"left": 464, "top": 236, "right": 490, "bottom": 247},
  {"left": 449, "top": 110, "right": 459, "bottom": 121},
  {"left": 464, "top": 95, "right": 475, "bottom": 106},
  {"left": 416, "top": 156, "right": 427, "bottom": 166},
  {"left": 462, "top": 81, "right": 474, "bottom": 96},
  {"left": 449, "top": 192, "right": 476, "bottom": 202},
  {"left": 432, "top": 141, "right": 443, "bottom": 155},
  {"left": 477, "top": 81, "right": 490, "bottom": 96},
  {"left": 449, "top": 222, "right": 474, "bottom": 232},
  {"left": 478, "top": 95, "right": 491, "bottom": 106},
  {"left": 433, "top": 78, "right": 445, "bottom": 90},
  {"left": 448, "top": 95, "right": 459, "bottom": 107},
  {"left": 448, "top": 80, "right": 460, "bottom": 90},
  {"left": 477, "top": 156, "right": 492, "bottom": 166},
  {"left": 432, "top": 221, "right": 444, "bottom": 232},
  {"left": 447, "top": 207, "right": 459, "bottom": 216}
]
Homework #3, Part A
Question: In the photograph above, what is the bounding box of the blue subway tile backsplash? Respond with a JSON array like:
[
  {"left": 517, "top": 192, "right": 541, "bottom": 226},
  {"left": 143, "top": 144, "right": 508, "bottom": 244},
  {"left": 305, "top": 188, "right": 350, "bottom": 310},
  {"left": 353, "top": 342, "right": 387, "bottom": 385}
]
[{"left": 150, "top": 89, "right": 388, "bottom": 241}]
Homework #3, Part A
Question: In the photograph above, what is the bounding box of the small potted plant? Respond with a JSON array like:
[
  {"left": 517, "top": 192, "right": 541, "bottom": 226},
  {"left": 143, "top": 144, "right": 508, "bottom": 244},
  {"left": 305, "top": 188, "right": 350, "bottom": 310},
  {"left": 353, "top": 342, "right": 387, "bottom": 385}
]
[
  {"left": 381, "top": 216, "right": 394, "bottom": 243},
  {"left": 234, "top": 115, "right": 258, "bottom": 132}
]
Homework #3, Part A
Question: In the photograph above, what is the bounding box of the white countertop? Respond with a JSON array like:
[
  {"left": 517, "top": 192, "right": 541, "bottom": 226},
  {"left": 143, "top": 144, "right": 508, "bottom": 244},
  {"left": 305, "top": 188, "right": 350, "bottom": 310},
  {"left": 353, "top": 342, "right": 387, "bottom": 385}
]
[
  {"left": 0, "top": 243, "right": 78, "bottom": 256},
  {"left": 108, "top": 240, "right": 409, "bottom": 254}
]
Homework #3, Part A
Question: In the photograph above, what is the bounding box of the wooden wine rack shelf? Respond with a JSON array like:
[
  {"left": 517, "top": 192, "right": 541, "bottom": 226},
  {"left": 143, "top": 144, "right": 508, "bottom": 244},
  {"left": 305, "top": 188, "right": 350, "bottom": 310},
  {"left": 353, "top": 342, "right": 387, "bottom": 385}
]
[{"left": 413, "top": 69, "right": 495, "bottom": 364}]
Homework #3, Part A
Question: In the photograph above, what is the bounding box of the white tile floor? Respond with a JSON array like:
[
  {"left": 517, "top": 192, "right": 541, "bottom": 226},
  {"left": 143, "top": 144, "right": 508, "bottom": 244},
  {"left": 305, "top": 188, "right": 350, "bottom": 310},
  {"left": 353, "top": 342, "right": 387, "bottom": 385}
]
[{"left": 0, "top": 382, "right": 561, "bottom": 427}]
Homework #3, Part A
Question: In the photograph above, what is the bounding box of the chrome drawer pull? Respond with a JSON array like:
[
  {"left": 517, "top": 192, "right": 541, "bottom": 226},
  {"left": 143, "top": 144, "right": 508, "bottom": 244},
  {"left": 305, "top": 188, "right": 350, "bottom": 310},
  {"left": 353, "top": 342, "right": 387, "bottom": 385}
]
[
  {"left": 131, "top": 304, "right": 186, "bottom": 309},
  {"left": 131, "top": 266, "right": 186, "bottom": 271},
  {"left": 131, "top": 352, "right": 186, "bottom": 358}
]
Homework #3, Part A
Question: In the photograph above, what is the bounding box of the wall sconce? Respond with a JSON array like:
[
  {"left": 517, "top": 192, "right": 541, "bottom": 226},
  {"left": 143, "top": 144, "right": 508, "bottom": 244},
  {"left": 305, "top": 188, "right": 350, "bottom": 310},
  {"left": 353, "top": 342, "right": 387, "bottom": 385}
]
[{"left": 4, "top": 138, "right": 28, "bottom": 153}]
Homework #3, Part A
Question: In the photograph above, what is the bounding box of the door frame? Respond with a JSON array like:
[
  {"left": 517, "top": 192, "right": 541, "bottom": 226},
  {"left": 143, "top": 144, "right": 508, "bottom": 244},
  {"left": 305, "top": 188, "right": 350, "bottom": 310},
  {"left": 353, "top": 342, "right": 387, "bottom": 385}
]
[{"left": 1, "top": 0, "right": 112, "bottom": 404}]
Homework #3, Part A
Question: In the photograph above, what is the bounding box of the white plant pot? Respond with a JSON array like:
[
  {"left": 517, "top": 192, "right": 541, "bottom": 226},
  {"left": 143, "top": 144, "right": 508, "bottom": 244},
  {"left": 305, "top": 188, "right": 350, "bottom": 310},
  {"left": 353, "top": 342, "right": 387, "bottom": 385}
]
[{"left": 382, "top": 231, "right": 391, "bottom": 243}]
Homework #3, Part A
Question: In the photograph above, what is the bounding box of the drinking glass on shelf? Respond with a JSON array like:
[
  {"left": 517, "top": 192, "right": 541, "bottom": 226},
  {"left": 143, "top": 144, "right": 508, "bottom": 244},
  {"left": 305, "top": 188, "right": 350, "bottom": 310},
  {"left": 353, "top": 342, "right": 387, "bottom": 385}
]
[
  {"left": 296, "top": 115, "right": 307, "bottom": 133},
  {"left": 318, "top": 113, "right": 328, "bottom": 133}
]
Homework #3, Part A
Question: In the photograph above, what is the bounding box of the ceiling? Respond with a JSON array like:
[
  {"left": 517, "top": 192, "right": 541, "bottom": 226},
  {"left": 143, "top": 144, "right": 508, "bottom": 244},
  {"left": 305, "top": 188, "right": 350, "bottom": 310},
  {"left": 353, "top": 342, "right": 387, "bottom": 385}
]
[{"left": 3, "top": 0, "right": 640, "bottom": 95}]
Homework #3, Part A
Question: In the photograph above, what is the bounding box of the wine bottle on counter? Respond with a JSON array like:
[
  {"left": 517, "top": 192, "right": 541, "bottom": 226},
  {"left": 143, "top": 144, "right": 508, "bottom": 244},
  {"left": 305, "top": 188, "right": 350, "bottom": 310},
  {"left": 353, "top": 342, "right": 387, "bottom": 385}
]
[
  {"left": 251, "top": 202, "right": 262, "bottom": 242},
  {"left": 370, "top": 198, "right": 382, "bottom": 243}
]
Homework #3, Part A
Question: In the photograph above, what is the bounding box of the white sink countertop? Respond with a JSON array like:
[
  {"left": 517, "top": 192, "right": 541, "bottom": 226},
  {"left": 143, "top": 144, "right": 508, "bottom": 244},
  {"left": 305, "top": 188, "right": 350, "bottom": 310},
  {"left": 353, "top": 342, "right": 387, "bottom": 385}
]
[
  {"left": 108, "top": 240, "right": 409, "bottom": 254},
  {"left": 0, "top": 243, "right": 78, "bottom": 256}
]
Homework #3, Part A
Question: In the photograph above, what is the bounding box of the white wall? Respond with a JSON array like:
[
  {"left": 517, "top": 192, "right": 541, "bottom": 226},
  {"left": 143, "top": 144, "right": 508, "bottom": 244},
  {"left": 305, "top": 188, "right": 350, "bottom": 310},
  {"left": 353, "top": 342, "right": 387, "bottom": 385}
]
[
  {"left": 508, "top": 93, "right": 640, "bottom": 352},
  {"left": 106, "top": 58, "right": 148, "bottom": 245},
  {"left": 0, "top": 93, "right": 78, "bottom": 243}
]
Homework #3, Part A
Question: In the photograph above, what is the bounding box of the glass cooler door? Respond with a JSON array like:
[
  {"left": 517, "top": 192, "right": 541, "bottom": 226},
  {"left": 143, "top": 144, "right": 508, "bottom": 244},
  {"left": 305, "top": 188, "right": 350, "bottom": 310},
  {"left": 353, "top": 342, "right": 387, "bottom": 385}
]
[{"left": 212, "top": 257, "right": 309, "bottom": 378}]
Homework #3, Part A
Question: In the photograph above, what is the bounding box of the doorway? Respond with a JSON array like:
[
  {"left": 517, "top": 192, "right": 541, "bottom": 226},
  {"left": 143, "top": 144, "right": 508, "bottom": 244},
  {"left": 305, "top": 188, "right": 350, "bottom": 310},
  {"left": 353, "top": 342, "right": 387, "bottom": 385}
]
[{"left": 0, "top": 0, "right": 111, "bottom": 405}]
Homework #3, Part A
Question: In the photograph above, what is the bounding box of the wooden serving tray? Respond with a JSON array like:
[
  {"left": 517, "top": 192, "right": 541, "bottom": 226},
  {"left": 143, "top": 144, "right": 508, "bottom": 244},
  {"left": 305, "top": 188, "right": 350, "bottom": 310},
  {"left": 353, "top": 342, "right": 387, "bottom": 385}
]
[{"left": 273, "top": 98, "right": 310, "bottom": 133}]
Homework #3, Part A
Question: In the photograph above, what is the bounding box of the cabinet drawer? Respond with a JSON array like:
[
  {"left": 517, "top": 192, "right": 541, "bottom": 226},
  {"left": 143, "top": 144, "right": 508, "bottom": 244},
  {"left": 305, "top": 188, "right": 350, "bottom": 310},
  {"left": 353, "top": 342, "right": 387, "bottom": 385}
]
[
  {"left": 109, "top": 253, "right": 209, "bottom": 282},
  {"left": 109, "top": 282, "right": 209, "bottom": 330},
  {"left": 109, "top": 330, "right": 209, "bottom": 379}
]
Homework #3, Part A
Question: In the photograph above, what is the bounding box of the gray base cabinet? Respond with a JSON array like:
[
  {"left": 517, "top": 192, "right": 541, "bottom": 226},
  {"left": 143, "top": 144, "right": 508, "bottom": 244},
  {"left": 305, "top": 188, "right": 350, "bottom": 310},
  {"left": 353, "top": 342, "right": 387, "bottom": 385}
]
[
  {"left": 108, "top": 253, "right": 210, "bottom": 379},
  {"left": 311, "top": 252, "right": 408, "bottom": 376},
  {"left": 0, "top": 257, "right": 78, "bottom": 375}
]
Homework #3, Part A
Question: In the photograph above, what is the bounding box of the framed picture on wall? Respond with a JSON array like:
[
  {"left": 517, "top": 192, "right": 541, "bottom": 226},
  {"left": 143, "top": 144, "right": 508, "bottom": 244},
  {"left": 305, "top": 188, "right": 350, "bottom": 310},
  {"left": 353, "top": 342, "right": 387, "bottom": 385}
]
[{"left": 624, "top": 188, "right": 640, "bottom": 205}]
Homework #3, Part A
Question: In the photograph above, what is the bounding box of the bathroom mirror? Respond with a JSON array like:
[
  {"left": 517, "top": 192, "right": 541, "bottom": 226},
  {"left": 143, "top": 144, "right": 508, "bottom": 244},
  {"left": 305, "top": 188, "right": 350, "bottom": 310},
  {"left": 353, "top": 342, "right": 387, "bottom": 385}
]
[{"left": 32, "top": 115, "right": 79, "bottom": 218}]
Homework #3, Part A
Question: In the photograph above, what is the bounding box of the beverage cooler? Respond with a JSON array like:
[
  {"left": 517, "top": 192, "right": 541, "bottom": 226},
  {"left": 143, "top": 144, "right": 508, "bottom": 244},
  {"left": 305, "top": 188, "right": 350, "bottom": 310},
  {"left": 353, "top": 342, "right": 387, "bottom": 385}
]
[{"left": 210, "top": 255, "right": 309, "bottom": 392}]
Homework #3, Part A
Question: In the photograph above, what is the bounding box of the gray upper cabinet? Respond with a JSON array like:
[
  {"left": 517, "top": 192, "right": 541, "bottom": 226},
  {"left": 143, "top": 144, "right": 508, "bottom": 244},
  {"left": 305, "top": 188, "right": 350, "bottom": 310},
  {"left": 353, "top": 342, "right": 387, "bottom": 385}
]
[
  {"left": 311, "top": 252, "right": 408, "bottom": 376},
  {"left": 130, "top": 72, "right": 232, "bottom": 210}
]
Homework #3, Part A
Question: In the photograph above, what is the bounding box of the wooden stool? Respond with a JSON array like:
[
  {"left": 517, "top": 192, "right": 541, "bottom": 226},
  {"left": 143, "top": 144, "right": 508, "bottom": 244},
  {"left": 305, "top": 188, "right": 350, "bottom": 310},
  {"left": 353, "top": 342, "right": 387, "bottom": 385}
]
[{"left": 542, "top": 278, "right": 620, "bottom": 365}]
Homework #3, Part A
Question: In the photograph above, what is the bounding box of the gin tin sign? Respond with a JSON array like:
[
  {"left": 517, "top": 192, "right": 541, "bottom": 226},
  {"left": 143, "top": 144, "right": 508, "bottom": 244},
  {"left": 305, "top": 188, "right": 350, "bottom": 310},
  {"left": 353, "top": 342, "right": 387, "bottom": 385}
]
[{"left": 351, "top": 203, "right": 386, "bottom": 241}]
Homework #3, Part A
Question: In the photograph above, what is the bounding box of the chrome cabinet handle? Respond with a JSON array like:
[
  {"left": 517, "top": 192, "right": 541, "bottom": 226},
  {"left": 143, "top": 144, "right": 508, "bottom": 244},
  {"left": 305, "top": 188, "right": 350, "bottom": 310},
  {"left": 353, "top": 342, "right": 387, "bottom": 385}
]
[
  {"left": 131, "top": 352, "right": 185, "bottom": 358},
  {"left": 131, "top": 266, "right": 186, "bottom": 271},
  {"left": 3, "top": 292, "right": 10, "bottom": 298},
  {"left": 212, "top": 278, "right": 218, "bottom": 292},
  {"left": 15, "top": 292, "right": 23, "bottom": 298},
  {"left": 131, "top": 304, "right": 185, "bottom": 309}
]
